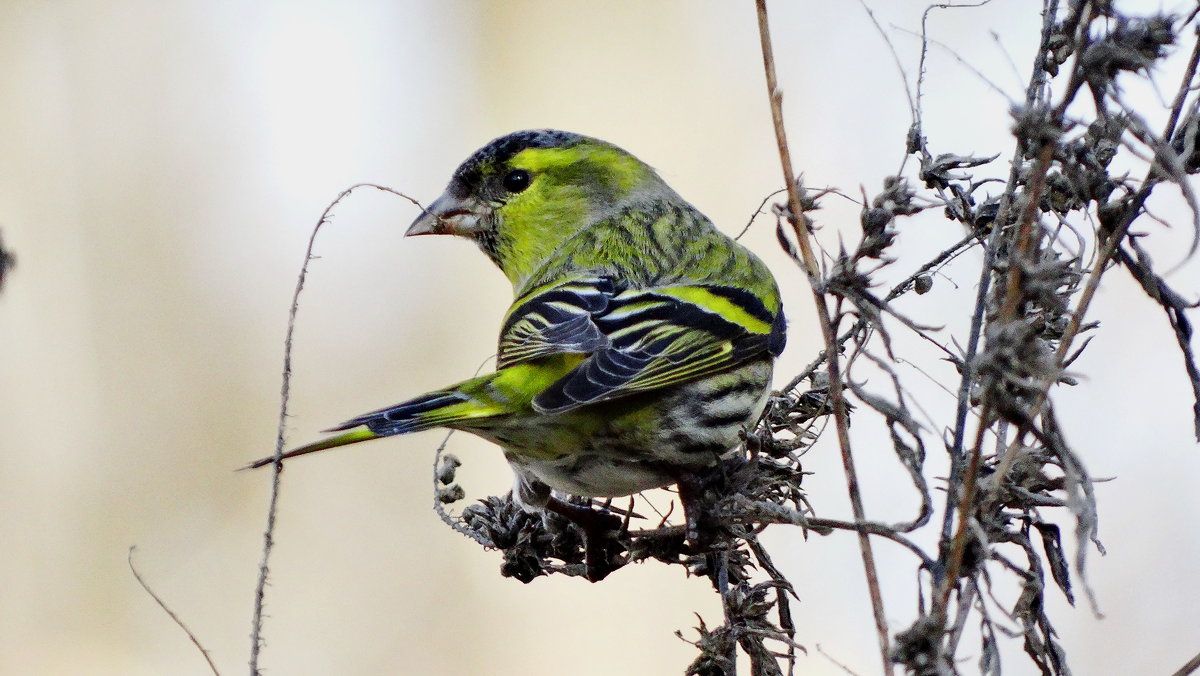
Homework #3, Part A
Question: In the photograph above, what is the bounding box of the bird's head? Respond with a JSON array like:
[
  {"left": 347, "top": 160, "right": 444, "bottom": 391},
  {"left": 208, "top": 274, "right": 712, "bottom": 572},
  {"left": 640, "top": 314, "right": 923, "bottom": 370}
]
[{"left": 408, "top": 130, "right": 664, "bottom": 286}]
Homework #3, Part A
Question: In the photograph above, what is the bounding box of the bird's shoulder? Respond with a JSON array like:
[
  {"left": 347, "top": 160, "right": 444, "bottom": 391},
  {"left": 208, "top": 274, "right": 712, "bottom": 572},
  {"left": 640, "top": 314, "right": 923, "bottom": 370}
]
[{"left": 520, "top": 196, "right": 776, "bottom": 293}]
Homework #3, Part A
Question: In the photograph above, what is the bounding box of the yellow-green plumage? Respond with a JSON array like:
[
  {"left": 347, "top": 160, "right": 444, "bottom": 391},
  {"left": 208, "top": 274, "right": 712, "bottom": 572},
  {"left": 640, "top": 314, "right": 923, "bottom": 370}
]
[{"left": 250, "top": 129, "right": 785, "bottom": 514}]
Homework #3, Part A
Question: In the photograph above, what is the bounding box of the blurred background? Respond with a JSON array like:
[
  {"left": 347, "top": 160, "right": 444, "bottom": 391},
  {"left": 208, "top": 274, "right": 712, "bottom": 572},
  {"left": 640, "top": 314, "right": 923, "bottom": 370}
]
[{"left": 1, "top": 1, "right": 1197, "bottom": 674}]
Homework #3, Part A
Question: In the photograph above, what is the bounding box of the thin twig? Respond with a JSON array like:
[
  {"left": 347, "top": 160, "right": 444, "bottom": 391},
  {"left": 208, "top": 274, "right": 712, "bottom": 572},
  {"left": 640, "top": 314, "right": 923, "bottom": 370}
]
[
  {"left": 755, "top": 3, "right": 892, "bottom": 672},
  {"left": 816, "top": 644, "right": 863, "bottom": 676},
  {"left": 129, "top": 546, "right": 221, "bottom": 676},
  {"left": 726, "top": 498, "right": 935, "bottom": 568},
  {"left": 1171, "top": 649, "right": 1200, "bottom": 676},
  {"left": 716, "top": 552, "right": 738, "bottom": 675},
  {"left": 857, "top": 0, "right": 917, "bottom": 120},
  {"left": 782, "top": 230, "right": 981, "bottom": 395},
  {"left": 901, "top": 22, "right": 1015, "bottom": 103},
  {"left": 736, "top": 188, "right": 787, "bottom": 241},
  {"left": 249, "top": 183, "right": 424, "bottom": 674}
]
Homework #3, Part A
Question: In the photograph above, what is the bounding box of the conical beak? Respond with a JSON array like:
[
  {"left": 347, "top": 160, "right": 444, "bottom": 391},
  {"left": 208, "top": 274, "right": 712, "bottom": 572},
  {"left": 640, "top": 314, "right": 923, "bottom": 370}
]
[{"left": 406, "top": 192, "right": 484, "bottom": 237}]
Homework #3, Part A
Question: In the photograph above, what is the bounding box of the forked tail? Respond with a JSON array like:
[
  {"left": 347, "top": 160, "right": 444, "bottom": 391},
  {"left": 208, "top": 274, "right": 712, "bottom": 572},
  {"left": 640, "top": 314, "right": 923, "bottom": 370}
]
[{"left": 243, "top": 390, "right": 473, "bottom": 469}]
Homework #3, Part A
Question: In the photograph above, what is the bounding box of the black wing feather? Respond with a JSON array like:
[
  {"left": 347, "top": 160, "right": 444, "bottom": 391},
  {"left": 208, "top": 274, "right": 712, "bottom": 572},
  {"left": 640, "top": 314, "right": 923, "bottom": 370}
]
[{"left": 497, "top": 277, "right": 785, "bottom": 415}]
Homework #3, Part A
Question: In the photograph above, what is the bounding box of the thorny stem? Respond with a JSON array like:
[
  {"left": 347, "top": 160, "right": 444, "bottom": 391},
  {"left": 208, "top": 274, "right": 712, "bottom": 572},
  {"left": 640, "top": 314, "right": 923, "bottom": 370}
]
[
  {"left": 938, "top": 0, "right": 1132, "bottom": 649},
  {"left": 755, "top": 2, "right": 892, "bottom": 673},
  {"left": 936, "top": 0, "right": 1190, "bottom": 637},
  {"left": 250, "top": 184, "right": 423, "bottom": 675}
]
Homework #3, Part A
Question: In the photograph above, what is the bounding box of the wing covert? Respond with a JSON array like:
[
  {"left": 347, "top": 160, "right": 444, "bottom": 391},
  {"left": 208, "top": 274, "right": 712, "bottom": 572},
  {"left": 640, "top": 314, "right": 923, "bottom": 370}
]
[
  {"left": 498, "top": 278, "right": 786, "bottom": 415},
  {"left": 497, "top": 277, "right": 616, "bottom": 368}
]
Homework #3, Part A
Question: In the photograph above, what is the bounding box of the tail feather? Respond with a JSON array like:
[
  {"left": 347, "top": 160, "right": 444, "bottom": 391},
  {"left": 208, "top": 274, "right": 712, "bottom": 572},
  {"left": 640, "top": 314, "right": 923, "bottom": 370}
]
[
  {"left": 243, "top": 426, "right": 378, "bottom": 469},
  {"left": 326, "top": 391, "right": 471, "bottom": 435},
  {"left": 244, "top": 386, "right": 497, "bottom": 470}
]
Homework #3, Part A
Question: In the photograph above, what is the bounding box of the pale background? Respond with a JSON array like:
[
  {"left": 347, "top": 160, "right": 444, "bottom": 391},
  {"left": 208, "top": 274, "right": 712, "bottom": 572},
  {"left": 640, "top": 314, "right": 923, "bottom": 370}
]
[{"left": 1, "top": 1, "right": 1198, "bottom": 674}]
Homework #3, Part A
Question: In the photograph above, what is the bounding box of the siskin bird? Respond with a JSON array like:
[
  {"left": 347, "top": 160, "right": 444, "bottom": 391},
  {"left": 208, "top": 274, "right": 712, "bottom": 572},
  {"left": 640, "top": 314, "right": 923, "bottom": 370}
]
[{"left": 249, "top": 130, "right": 786, "bottom": 579}]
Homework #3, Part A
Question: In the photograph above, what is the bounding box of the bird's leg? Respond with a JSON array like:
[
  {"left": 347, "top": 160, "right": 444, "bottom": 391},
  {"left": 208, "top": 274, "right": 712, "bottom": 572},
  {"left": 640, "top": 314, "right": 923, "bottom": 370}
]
[
  {"left": 543, "top": 496, "right": 624, "bottom": 582},
  {"left": 676, "top": 472, "right": 712, "bottom": 550},
  {"left": 677, "top": 472, "right": 726, "bottom": 589}
]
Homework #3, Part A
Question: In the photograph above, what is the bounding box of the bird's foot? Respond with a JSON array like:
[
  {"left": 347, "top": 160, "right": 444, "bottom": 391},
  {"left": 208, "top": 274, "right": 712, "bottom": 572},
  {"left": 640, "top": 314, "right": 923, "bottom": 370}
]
[
  {"left": 544, "top": 497, "right": 625, "bottom": 582},
  {"left": 677, "top": 472, "right": 732, "bottom": 589}
]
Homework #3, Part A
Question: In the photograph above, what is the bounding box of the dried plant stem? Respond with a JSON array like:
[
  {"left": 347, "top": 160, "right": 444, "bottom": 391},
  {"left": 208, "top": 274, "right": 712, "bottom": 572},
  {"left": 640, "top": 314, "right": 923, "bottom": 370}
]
[
  {"left": 998, "top": 145, "right": 1054, "bottom": 322},
  {"left": 782, "top": 231, "right": 981, "bottom": 395},
  {"left": 940, "top": 0, "right": 1061, "bottom": 553},
  {"left": 1171, "top": 649, "right": 1200, "bottom": 676},
  {"left": 988, "top": 27, "right": 1200, "bottom": 495},
  {"left": 725, "top": 497, "right": 934, "bottom": 566},
  {"left": 1052, "top": 30, "right": 1200, "bottom": 411},
  {"left": 937, "top": 407, "right": 992, "bottom": 612},
  {"left": 755, "top": 1, "right": 892, "bottom": 673},
  {"left": 129, "top": 547, "right": 221, "bottom": 676},
  {"left": 939, "top": 142, "right": 1055, "bottom": 613},
  {"left": 250, "top": 183, "right": 424, "bottom": 674}
]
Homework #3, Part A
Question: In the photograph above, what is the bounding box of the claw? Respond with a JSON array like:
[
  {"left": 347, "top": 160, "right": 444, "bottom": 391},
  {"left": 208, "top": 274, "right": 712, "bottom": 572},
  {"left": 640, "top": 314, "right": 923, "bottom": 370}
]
[{"left": 544, "top": 497, "right": 624, "bottom": 581}]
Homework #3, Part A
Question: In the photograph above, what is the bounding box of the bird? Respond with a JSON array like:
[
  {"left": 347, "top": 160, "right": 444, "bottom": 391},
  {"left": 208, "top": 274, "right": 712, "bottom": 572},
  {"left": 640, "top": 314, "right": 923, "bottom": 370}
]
[{"left": 248, "top": 130, "right": 787, "bottom": 580}]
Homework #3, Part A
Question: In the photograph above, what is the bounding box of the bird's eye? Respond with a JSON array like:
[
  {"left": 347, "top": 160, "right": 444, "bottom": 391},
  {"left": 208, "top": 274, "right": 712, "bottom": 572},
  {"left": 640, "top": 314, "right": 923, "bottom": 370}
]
[{"left": 502, "top": 169, "right": 531, "bottom": 193}]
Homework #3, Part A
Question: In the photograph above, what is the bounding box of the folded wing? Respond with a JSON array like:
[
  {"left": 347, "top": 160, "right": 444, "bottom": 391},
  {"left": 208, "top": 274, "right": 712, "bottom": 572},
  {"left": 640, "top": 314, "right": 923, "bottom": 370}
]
[{"left": 499, "top": 277, "right": 786, "bottom": 415}]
